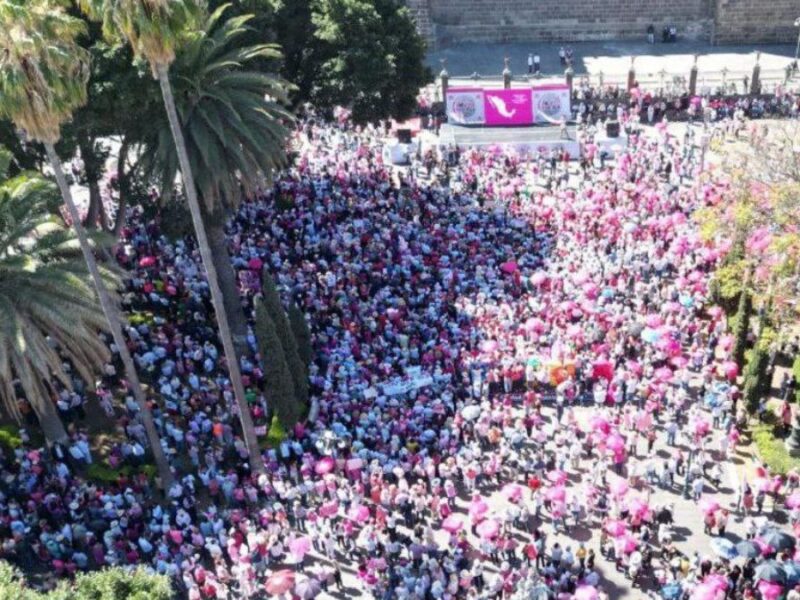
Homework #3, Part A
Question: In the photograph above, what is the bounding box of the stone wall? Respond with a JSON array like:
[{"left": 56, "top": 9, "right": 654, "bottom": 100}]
[
  {"left": 404, "top": 0, "right": 797, "bottom": 46},
  {"left": 712, "top": 0, "right": 798, "bottom": 44}
]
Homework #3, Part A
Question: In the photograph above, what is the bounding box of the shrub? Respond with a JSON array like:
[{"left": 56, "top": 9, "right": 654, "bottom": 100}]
[
  {"left": 793, "top": 355, "right": 800, "bottom": 404},
  {"left": 0, "top": 424, "right": 23, "bottom": 450},
  {"left": 751, "top": 418, "right": 800, "bottom": 475}
]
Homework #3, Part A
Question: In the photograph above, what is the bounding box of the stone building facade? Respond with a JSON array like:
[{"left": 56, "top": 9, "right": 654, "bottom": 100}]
[{"left": 404, "top": 0, "right": 798, "bottom": 47}]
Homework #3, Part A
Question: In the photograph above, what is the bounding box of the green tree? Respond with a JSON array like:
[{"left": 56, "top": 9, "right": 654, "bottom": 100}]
[
  {"left": 254, "top": 296, "right": 300, "bottom": 429},
  {"left": 309, "top": 0, "right": 430, "bottom": 123},
  {"left": 138, "top": 5, "right": 292, "bottom": 357},
  {"left": 79, "top": 0, "right": 265, "bottom": 474},
  {"left": 0, "top": 561, "right": 172, "bottom": 600},
  {"left": 261, "top": 271, "right": 308, "bottom": 409},
  {"left": 744, "top": 326, "right": 776, "bottom": 414},
  {"left": 732, "top": 270, "right": 752, "bottom": 369},
  {"left": 289, "top": 303, "right": 313, "bottom": 369},
  {"left": 0, "top": 0, "right": 172, "bottom": 485},
  {"left": 0, "top": 147, "right": 111, "bottom": 443}
]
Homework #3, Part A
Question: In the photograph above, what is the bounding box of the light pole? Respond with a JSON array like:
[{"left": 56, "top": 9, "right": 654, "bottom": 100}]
[{"left": 793, "top": 18, "right": 800, "bottom": 74}]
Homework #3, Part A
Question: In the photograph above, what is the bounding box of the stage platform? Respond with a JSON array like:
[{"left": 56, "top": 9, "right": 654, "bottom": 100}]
[{"left": 438, "top": 123, "right": 627, "bottom": 158}]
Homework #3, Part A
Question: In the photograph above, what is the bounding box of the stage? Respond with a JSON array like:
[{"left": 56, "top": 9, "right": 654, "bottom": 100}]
[{"left": 438, "top": 123, "right": 627, "bottom": 157}]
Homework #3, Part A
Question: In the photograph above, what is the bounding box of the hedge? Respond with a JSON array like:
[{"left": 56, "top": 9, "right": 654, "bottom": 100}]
[{"left": 751, "top": 416, "right": 800, "bottom": 475}]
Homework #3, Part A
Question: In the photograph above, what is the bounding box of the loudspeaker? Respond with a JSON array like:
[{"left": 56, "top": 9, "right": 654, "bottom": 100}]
[
  {"left": 397, "top": 129, "right": 412, "bottom": 144},
  {"left": 606, "top": 120, "right": 620, "bottom": 138}
]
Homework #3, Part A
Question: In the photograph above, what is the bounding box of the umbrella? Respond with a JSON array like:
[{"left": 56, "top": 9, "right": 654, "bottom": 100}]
[
  {"left": 265, "top": 570, "right": 296, "bottom": 596},
  {"left": 704, "top": 573, "right": 729, "bottom": 592},
  {"left": 660, "top": 582, "right": 682, "bottom": 600},
  {"left": 786, "top": 491, "right": 800, "bottom": 509},
  {"left": 346, "top": 458, "right": 364, "bottom": 471},
  {"left": 314, "top": 457, "right": 335, "bottom": 475},
  {"left": 690, "top": 582, "right": 723, "bottom": 600},
  {"left": 462, "top": 405, "right": 481, "bottom": 421},
  {"left": 604, "top": 520, "right": 628, "bottom": 538},
  {"left": 709, "top": 537, "right": 737, "bottom": 560},
  {"left": 574, "top": 585, "right": 599, "bottom": 600},
  {"left": 608, "top": 477, "right": 628, "bottom": 497},
  {"left": 761, "top": 529, "right": 796, "bottom": 551},
  {"left": 469, "top": 498, "right": 489, "bottom": 520},
  {"left": 348, "top": 505, "right": 370, "bottom": 523},
  {"left": 481, "top": 340, "right": 499, "bottom": 353},
  {"left": 783, "top": 562, "right": 800, "bottom": 586},
  {"left": 501, "top": 260, "right": 518, "bottom": 273},
  {"left": 735, "top": 540, "right": 761, "bottom": 558},
  {"left": 699, "top": 499, "right": 720, "bottom": 515},
  {"left": 441, "top": 514, "right": 464, "bottom": 533},
  {"left": 289, "top": 537, "right": 311, "bottom": 559},
  {"left": 654, "top": 367, "right": 674, "bottom": 382},
  {"left": 546, "top": 470, "right": 568, "bottom": 485},
  {"left": 476, "top": 518, "right": 500, "bottom": 539},
  {"left": 756, "top": 560, "right": 786, "bottom": 584},
  {"left": 293, "top": 576, "right": 319, "bottom": 600},
  {"left": 319, "top": 500, "right": 339, "bottom": 518},
  {"left": 138, "top": 255, "right": 156, "bottom": 267},
  {"left": 626, "top": 496, "right": 650, "bottom": 518},
  {"left": 590, "top": 415, "right": 611, "bottom": 434},
  {"left": 546, "top": 486, "right": 566, "bottom": 502},
  {"left": 502, "top": 483, "right": 524, "bottom": 502},
  {"left": 606, "top": 434, "right": 626, "bottom": 453},
  {"left": 757, "top": 580, "right": 783, "bottom": 600}
]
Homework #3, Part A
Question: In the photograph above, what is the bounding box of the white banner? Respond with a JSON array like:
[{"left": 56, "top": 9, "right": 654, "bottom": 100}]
[{"left": 446, "top": 89, "right": 486, "bottom": 125}]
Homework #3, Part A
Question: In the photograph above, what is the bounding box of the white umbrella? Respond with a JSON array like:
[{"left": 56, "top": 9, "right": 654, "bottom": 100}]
[{"left": 462, "top": 405, "right": 481, "bottom": 421}]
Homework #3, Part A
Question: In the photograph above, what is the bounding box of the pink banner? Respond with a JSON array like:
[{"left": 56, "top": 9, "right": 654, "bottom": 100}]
[{"left": 484, "top": 89, "right": 534, "bottom": 126}]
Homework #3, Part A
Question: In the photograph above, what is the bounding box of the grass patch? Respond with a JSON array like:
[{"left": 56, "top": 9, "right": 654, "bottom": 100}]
[
  {"left": 86, "top": 461, "right": 157, "bottom": 483},
  {"left": 259, "top": 416, "right": 287, "bottom": 450},
  {"left": 751, "top": 412, "right": 800, "bottom": 475}
]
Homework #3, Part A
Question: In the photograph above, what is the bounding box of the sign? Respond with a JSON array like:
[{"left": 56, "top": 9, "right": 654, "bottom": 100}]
[
  {"left": 532, "top": 84, "right": 572, "bottom": 124},
  {"left": 484, "top": 89, "right": 534, "bottom": 126},
  {"left": 446, "top": 88, "right": 486, "bottom": 125}
]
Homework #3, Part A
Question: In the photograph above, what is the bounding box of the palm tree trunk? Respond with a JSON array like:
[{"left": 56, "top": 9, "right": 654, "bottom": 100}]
[
  {"left": 44, "top": 142, "right": 174, "bottom": 489},
  {"left": 154, "top": 64, "right": 264, "bottom": 475},
  {"left": 205, "top": 214, "right": 251, "bottom": 357}
]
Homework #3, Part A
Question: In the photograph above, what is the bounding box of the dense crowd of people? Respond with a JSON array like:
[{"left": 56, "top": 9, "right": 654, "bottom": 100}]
[{"left": 1, "top": 104, "right": 799, "bottom": 600}]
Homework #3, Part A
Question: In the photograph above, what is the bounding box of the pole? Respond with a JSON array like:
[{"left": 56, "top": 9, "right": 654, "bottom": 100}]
[{"left": 682, "top": 450, "right": 693, "bottom": 499}]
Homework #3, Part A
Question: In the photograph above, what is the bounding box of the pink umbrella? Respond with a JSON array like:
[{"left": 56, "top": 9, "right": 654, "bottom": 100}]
[
  {"left": 605, "top": 520, "right": 628, "bottom": 537},
  {"left": 691, "top": 582, "right": 724, "bottom": 600},
  {"left": 346, "top": 458, "right": 364, "bottom": 471},
  {"left": 671, "top": 355, "right": 689, "bottom": 369},
  {"left": 719, "top": 334, "right": 734, "bottom": 352},
  {"left": 476, "top": 518, "right": 500, "bottom": 539},
  {"left": 546, "top": 470, "right": 568, "bottom": 485},
  {"left": 138, "top": 255, "right": 156, "bottom": 268},
  {"left": 501, "top": 261, "right": 519, "bottom": 274},
  {"left": 314, "top": 457, "right": 335, "bottom": 475},
  {"left": 481, "top": 340, "right": 499, "bottom": 353},
  {"left": 626, "top": 496, "right": 649, "bottom": 518},
  {"left": 530, "top": 271, "right": 548, "bottom": 286},
  {"left": 469, "top": 498, "right": 489, "bottom": 520},
  {"left": 265, "top": 570, "right": 296, "bottom": 596},
  {"left": 348, "top": 505, "right": 370, "bottom": 523},
  {"left": 663, "top": 301, "right": 681, "bottom": 313},
  {"left": 704, "top": 574, "right": 729, "bottom": 592},
  {"left": 615, "top": 534, "right": 638, "bottom": 554},
  {"left": 627, "top": 360, "right": 642, "bottom": 375},
  {"left": 289, "top": 537, "right": 311, "bottom": 559},
  {"left": 319, "top": 500, "right": 339, "bottom": 518},
  {"left": 708, "top": 306, "right": 724, "bottom": 319},
  {"left": 699, "top": 499, "right": 720, "bottom": 515},
  {"left": 502, "top": 483, "right": 524, "bottom": 503},
  {"left": 441, "top": 514, "right": 464, "bottom": 533},
  {"left": 757, "top": 580, "right": 783, "bottom": 600},
  {"left": 574, "top": 585, "right": 599, "bottom": 600},
  {"left": 721, "top": 361, "right": 738, "bottom": 381},
  {"left": 654, "top": 366, "right": 674, "bottom": 382},
  {"left": 525, "top": 318, "right": 546, "bottom": 333},
  {"left": 693, "top": 418, "right": 711, "bottom": 436},
  {"left": 546, "top": 486, "right": 566, "bottom": 502},
  {"left": 645, "top": 314, "right": 663, "bottom": 328},
  {"left": 608, "top": 477, "right": 628, "bottom": 498},
  {"left": 590, "top": 415, "right": 611, "bottom": 435},
  {"left": 606, "top": 434, "right": 626, "bottom": 453},
  {"left": 786, "top": 491, "right": 800, "bottom": 509}
]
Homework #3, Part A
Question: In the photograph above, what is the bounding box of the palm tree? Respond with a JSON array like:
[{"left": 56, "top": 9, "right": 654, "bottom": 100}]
[
  {"left": 78, "top": 0, "right": 265, "bottom": 473},
  {"left": 0, "top": 146, "right": 113, "bottom": 443},
  {"left": 0, "top": 0, "right": 173, "bottom": 486},
  {"left": 140, "top": 6, "right": 292, "bottom": 356}
]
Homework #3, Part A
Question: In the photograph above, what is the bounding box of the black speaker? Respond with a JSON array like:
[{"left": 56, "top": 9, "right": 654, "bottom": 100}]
[
  {"left": 397, "top": 128, "right": 412, "bottom": 144},
  {"left": 606, "top": 120, "right": 620, "bottom": 138}
]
